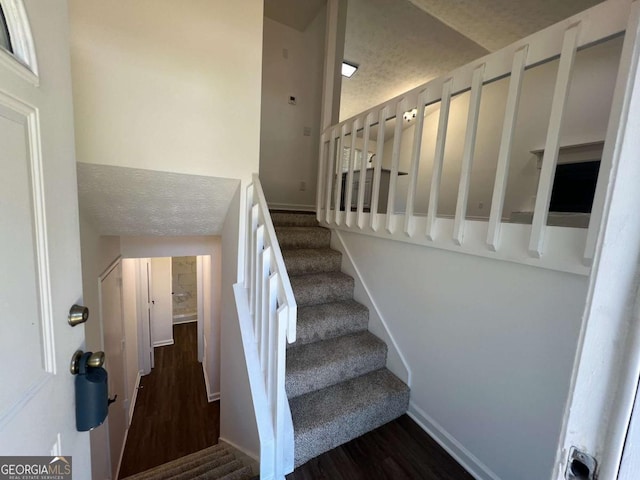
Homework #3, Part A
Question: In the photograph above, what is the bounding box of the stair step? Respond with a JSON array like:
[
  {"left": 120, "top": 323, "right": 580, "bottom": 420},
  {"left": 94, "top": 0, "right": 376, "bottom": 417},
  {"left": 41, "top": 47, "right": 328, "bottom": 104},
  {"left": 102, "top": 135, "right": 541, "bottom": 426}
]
[
  {"left": 282, "top": 248, "right": 342, "bottom": 275},
  {"left": 216, "top": 466, "right": 254, "bottom": 480},
  {"left": 286, "top": 331, "right": 387, "bottom": 399},
  {"left": 275, "top": 226, "right": 331, "bottom": 249},
  {"left": 121, "top": 445, "right": 231, "bottom": 480},
  {"left": 188, "top": 459, "right": 246, "bottom": 480},
  {"left": 271, "top": 212, "right": 319, "bottom": 227},
  {"left": 290, "top": 368, "right": 410, "bottom": 467},
  {"left": 290, "top": 271, "right": 354, "bottom": 307},
  {"left": 289, "top": 300, "right": 369, "bottom": 348}
]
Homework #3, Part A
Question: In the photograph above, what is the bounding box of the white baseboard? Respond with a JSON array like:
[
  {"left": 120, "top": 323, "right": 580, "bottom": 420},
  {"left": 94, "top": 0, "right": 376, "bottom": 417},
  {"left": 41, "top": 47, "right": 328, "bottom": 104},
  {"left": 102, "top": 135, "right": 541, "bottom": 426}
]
[
  {"left": 408, "top": 402, "right": 501, "bottom": 480},
  {"left": 218, "top": 437, "right": 260, "bottom": 462},
  {"left": 128, "top": 371, "right": 142, "bottom": 425},
  {"left": 201, "top": 355, "right": 219, "bottom": 403},
  {"left": 153, "top": 339, "right": 174, "bottom": 347},
  {"left": 115, "top": 422, "right": 130, "bottom": 480},
  {"left": 268, "top": 202, "right": 315, "bottom": 212}
]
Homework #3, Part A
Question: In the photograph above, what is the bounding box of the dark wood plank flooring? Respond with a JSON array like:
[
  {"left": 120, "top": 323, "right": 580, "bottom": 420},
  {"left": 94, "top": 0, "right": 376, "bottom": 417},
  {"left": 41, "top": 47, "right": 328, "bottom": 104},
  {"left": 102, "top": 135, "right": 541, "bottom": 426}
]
[
  {"left": 118, "top": 323, "right": 220, "bottom": 478},
  {"left": 117, "top": 323, "right": 472, "bottom": 480},
  {"left": 286, "top": 414, "right": 474, "bottom": 480}
]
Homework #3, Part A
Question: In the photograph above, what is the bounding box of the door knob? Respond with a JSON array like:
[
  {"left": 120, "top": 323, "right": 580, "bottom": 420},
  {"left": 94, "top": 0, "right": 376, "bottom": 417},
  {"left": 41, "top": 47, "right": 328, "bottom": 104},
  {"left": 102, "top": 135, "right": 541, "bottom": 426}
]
[
  {"left": 68, "top": 304, "right": 89, "bottom": 327},
  {"left": 70, "top": 350, "right": 105, "bottom": 374}
]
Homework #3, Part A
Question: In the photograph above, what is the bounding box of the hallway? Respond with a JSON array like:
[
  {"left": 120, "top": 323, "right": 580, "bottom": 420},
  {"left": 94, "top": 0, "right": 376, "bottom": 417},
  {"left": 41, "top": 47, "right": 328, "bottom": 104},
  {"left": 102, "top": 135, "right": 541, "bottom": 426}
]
[{"left": 118, "top": 323, "right": 220, "bottom": 478}]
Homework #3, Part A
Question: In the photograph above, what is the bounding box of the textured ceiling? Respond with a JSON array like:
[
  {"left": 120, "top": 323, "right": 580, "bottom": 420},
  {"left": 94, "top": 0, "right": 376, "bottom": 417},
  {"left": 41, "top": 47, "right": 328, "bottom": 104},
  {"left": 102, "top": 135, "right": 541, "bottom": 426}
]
[
  {"left": 408, "top": 0, "right": 604, "bottom": 51},
  {"left": 77, "top": 163, "right": 239, "bottom": 236},
  {"left": 340, "top": 0, "right": 488, "bottom": 120},
  {"left": 340, "top": 0, "right": 604, "bottom": 121},
  {"left": 264, "top": 0, "right": 326, "bottom": 31}
]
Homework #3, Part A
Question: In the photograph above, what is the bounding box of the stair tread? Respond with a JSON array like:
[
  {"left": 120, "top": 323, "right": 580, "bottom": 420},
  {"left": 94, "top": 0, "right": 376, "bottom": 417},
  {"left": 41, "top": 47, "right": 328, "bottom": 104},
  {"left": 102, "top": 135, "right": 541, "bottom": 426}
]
[
  {"left": 275, "top": 226, "right": 331, "bottom": 249},
  {"left": 290, "top": 271, "right": 354, "bottom": 306},
  {"left": 271, "top": 212, "right": 319, "bottom": 227},
  {"left": 290, "top": 299, "right": 369, "bottom": 348},
  {"left": 217, "top": 465, "right": 254, "bottom": 480},
  {"left": 290, "top": 368, "right": 410, "bottom": 466},
  {"left": 286, "top": 331, "right": 387, "bottom": 398},
  {"left": 188, "top": 459, "right": 245, "bottom": 480},
  {"left": 121, "top": 445, "right": 230, "bottom": 479},
  {"left": 282, "top": 248, "right": 342, "bottom": 275}
]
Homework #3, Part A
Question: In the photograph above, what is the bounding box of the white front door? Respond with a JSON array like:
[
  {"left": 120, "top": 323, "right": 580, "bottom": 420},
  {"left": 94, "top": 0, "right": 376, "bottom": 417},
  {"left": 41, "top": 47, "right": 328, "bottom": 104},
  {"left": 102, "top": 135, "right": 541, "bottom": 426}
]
[{"left": 0, "top": 0, "right": 90, "bottom": 476}]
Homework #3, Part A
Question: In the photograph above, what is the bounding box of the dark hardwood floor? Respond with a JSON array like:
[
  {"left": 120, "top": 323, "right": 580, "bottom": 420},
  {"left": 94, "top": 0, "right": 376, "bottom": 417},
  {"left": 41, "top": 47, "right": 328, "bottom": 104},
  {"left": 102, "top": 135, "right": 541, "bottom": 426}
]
[
  {"left": 286, "top": 415, "right": 474, "bottom": 480},
  {"left": 117, "top": 323, "right": 472, "bottom": 480},
  {"left": 118, "top": 323, "right": 220, "bottom": 478}
]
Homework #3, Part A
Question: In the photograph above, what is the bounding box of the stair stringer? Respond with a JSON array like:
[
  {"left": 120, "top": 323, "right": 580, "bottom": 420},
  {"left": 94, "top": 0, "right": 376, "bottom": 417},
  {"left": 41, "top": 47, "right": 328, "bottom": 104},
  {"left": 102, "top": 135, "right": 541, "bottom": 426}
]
[{"left": 330, "top": 229, "right": 411, "bottom": 386}]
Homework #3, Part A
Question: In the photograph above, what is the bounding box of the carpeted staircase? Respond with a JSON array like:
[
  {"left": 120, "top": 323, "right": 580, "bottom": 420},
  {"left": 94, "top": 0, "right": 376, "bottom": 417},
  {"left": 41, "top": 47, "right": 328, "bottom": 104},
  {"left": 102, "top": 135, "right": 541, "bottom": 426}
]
[
  {"left": 272, "top": 211, "right": 410, "bottom": 467},
  {"left": 120, "top": 442, "right": 255, "bottom": 480}
]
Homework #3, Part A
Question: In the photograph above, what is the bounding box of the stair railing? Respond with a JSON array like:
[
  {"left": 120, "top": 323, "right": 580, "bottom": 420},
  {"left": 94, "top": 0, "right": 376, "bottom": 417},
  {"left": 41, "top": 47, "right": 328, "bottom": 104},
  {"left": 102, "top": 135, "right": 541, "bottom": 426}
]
[
  {"left": 244, "top": 173, "right": 297, "bottom": 478},
  {"left": 316, "top": 0, "right": 637, "bottom": 276}
]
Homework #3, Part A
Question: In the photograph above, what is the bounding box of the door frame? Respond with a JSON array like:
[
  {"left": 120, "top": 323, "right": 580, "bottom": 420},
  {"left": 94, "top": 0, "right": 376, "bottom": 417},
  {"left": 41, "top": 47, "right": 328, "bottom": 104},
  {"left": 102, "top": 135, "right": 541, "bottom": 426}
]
[
  {"left": 97, "top": 256, "right": 128, "bottom": 479},
  {"left": 553, "top": 4, "right": 640, "bottom": 478}
]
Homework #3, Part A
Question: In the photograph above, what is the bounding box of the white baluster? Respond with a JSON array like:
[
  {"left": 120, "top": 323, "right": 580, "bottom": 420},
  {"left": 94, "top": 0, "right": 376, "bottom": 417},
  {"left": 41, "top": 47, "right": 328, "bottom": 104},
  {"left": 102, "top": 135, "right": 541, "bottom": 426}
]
[
  {"left": 334, "top": 124, "right": 348, "bottom": 225},
  {"left": 249, "top": 204, "right": 259, "bottom": 321},
  {"left": 325, "top": 129, "right": 337, "bottom": 224},
  {"left": 345, "top": 119, "right": 359, "bottom": 227},
  {"left": 316, "top": 136, "right": 327, "bottom": 222},
  {"left": 453, "top": 64, "right": 485, "bottom": 246},
  {"left": 529, "top": 23, "right": 580, "bottom": 258},
  {"left": 357, "top": 113, "right": 372, "bottom": 229},
  {"left": 487, "top": 46, "right": 529, "bottom": 252},
  {"left": 585, "top": 6, "right": 640, "bottom": 265},
  {"left": 260, "top": 244, "right": 271, "bottom": 372},
  {"left": 273, "top": 303, "right": 288, "bottom": 476},
  {"left": 426, "top": 79, "right": 453, "bottom": 241},
  {"left": 404, "top": 90, "right": 428, "bottom": 237},
  {"left": 245, "top": 184, "right": 254, "bottom": 289},
  {"left": 254, "top": 223, "right": 265, "bottom": 343},
  {"left": 370, "top": 107, "right": 387, "bottom": 232},
  {"left": 265, "top": 271, "right": 277, "bottom": 403},
  {"left": 385, "top": 99, "right": 407, "bottom": 234}
]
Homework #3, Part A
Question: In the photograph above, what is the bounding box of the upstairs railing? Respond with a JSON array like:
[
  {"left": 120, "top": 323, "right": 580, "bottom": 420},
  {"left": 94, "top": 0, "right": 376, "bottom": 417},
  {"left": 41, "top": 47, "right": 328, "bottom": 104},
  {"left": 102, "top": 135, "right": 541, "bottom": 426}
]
[
  {"left": 316, "top": 0, "right": 637, "bottom": 276},
  {"left": 244, "top": 173, "right": 296, "bottom": 478}
]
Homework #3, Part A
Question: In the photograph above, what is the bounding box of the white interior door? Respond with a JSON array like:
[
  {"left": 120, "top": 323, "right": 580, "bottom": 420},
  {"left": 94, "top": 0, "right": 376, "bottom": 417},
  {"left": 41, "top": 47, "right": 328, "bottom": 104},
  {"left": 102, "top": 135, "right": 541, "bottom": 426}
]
[
  {"left": 100, "top": 261, "right": 127, "bottom": 478},
  {"left": 0, "top": 0, "right": 90, "bottom": 475},
  {"left": 150, "top": 257, "right": 173, "bottom": 347}
]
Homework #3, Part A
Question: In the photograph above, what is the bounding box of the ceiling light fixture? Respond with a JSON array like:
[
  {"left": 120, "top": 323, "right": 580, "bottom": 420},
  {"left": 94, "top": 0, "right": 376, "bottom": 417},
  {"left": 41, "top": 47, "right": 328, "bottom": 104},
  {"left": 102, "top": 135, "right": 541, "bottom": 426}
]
[{"left": 342, "top": 61, "right": 358, "bottom": 78}]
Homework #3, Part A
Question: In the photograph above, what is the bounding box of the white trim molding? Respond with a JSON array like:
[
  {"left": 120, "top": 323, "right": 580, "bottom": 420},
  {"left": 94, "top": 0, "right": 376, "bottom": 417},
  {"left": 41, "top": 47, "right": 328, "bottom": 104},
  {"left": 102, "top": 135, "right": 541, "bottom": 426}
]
[
  {"left": 331, "top": 229, "right": 411, "bottom": 385},
  {"left": 408, "top": 402, "right": 502, "bottom": 480}
]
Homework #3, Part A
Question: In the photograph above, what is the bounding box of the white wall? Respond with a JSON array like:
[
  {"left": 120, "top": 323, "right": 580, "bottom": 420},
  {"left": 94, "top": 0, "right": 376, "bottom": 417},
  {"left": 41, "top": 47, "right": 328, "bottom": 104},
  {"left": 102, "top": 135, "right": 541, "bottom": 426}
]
[
  {"left": 380, "top": 37, "right": 622, "bottom": 219},
  {"left": 333, "top": 230, "right": 589, "bottom": 480},
  {"left": 259, "top": 11, "right": 326, "bottom": 210},
  {"left": 69, "top": 0, "right": 262, "bottom": 183},
  {"left": 121, "top": 236, "right": 219, "bottom": 259},
  {"left": 219, "top": 186, "right": 261, "bottom": 458},
  {"left": 78, "top": 218, "right": 122, "bottom": 480}
]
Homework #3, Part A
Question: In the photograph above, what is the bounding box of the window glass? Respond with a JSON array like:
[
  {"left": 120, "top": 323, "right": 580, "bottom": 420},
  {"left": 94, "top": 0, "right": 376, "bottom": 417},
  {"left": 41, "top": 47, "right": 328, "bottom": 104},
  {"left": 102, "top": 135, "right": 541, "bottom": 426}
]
[{"left": 0, "top": 5, "right": 13, "bottom": 53}]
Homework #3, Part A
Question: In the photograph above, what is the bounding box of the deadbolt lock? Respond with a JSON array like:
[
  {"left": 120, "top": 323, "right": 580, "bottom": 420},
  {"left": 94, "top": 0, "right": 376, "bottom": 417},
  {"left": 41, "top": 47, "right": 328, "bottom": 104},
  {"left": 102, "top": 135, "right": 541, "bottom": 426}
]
[{"left": 68, "top": 304, "right": 89, "bottom": 327}]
